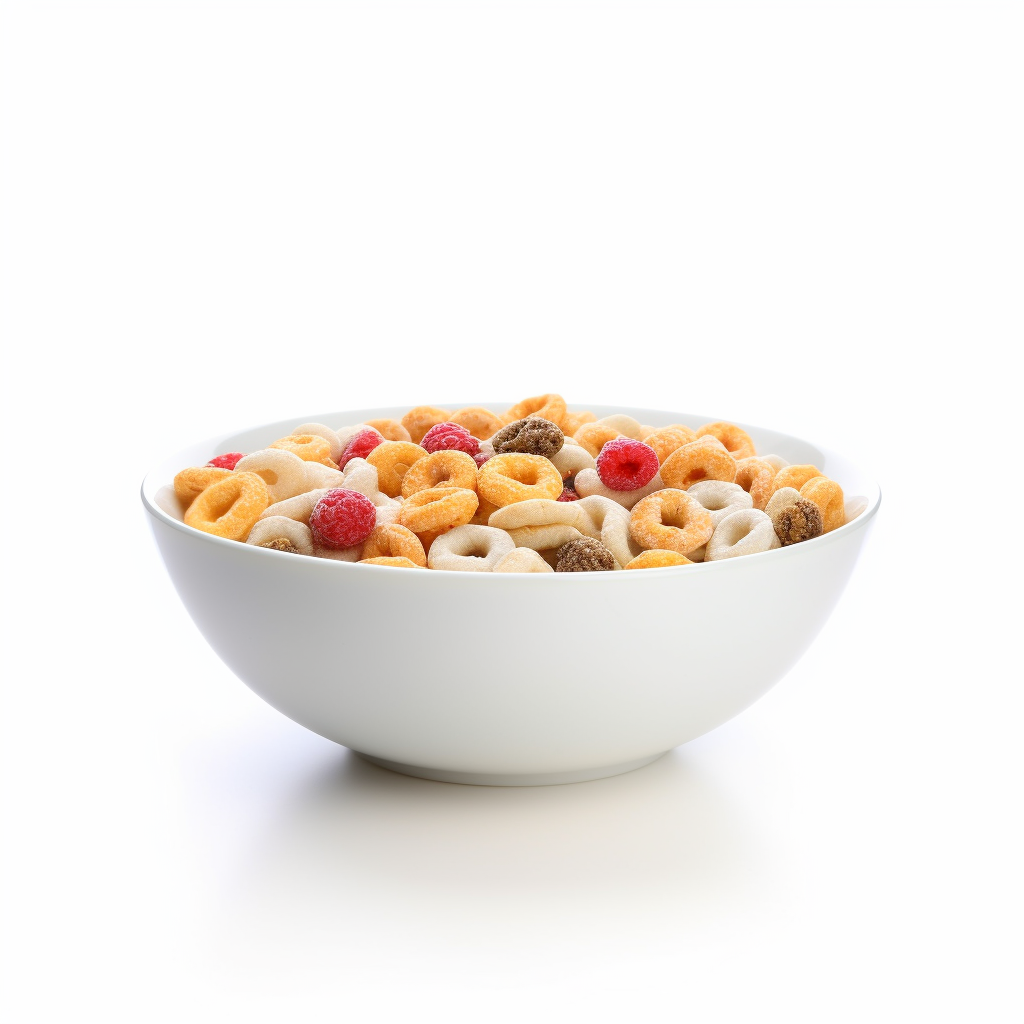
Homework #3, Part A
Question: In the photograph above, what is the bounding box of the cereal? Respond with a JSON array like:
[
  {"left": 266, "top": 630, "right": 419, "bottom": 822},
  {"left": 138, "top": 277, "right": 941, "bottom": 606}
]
[
  {"left": 450, "top": 407, "right": 504, "bottom": 440},
  {"left": 695, "top": 421, "right": 756, "bottom": 460},
  {"left": 401, "top": 449, "right": 478, "bottom": 498},
  {"left": 184, "top": 472, "right": 270, "bottom": 540},
  {"left": 572, "top": 468, "right": 666, "bottom": 510},
  {"left": 629, "top": 489, "right": 714, "bottom": 556},
  {"left": 560, "top": 410, "right": 596, "bottom": 435},
  {"left": 686, "top": 480, "right": 754, "bottom": 526},
  {"left": 844, "top": 496, "right": 869, "bottom": 524},
  {"left": 800, "top": 476, "right": 845, "bottom": 533},
  {"left": 504, "top": 394, "right": 567, "bottom": 430},
  {"left": 643, "top": 425, "right": 697, "bottom": 465},
  {"left": 550, "top": 442, "right": 596, "bottom": 480},
  {"left": 477, "top": 453, "right": 563, "bottom": 507},
  {"left": 705, "top": 509, "right": 781, "bottom": 560},
  {"left": 246, "top": 516, "right": 315, "bottom": 555},
  {"left": 339, "top": 428, "right": 385, "bottom": 469},
  {"left": 302, "top": 462, "right": 348, "bottom": 489},
  {"left": 761, "top": 454, "right": 789, "bottom": 472},
  {"left": 401, "top": 406, "right": 452, "bottom": 444},
  {"left": 624, "top": 550, "right": 692, "bottom": 569},
  {"left": 259, "top": 489, "right": 331, "bottom": 524},
  {"left": 764, "top": 486, "right": 802, "bottom": 521},
  {"left": 660, "top": 436, "right": 737, "bottom": 490},
  {"left": 492, "top": 548, "right": 555, "bottom": 573},
  {"left": 771, "top": 464, "right": 823, "bottom": 495},
  {"left": 772, "top": 499, "right": 823, "bottom": 546},
  {"left": 362, "top": 523, "right": 427, "bottom": 566},
  {"left": 596, "top": 414, "right": 646, "bottom": 440},
  {"left": 488, "top": 497, "right": 587, "bottom": 532},
  {"left": 426, "top": 525, "right": 516, "bottom": 571},
  {"left": 573, "top": 423, "right": 620, "bottom": 458},
  {"left": 366, "top": 440, "right": 429, "bottom": 497},
  {"left": 234, "top": 449, "right": 313, "bottom": 502},
  {"left": 733, "top": 457, "right": 777, "bottom": 511},
  {"left": 269, "top": 434, "right": 337, "bottom": 467},
  {"left": 555, "top": 537, "right": 616, "bottom": 572},
  {"left": 397, "top": 486, "right": 478, "bottom": 535},
  {"left": 174, "top": 466, "right": 233, "bottom": 508},
  {"left": 470, "top": 494, "right": 501, "bottom": 526},
  {"left": 360, "top": 556, "right": 421, "bottom": 568},
  {"left": 576, "top": 495, "right": 642, "bottom": 568},
  {"left": 491, "top": 417, "right": 564, "bottom": 458},
  {"left": 293, "top": 423, "right": 344, "bottom": 462},
  {"left": 340, "top": 458, "right": 401, "bottom": 508},
  {"left": 364, "top": 419, "right": 412, "bottom": 442}
]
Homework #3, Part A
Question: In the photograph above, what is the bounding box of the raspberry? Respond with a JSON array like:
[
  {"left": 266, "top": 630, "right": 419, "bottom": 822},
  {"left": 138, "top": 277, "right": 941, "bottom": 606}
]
[
  {"left": 339, "top": 429, "right": 383, "bottom": 470},
  {"left": 596, "top": 438, "right": 659, "bottom": 491},
  {"left": 206, "top": 452, "right": 245, "bottom": 470},
  {"left": 309, "top": 488, "right": 377, "bottom": 549},
  {"left": 421, "top": 422, "right": 480, "bottom": 457},
  {"left": 557, "top": 486, "right": 580, "bottom": 501},
  {"left": 473, "top": 451, "right": 491, "bottom": 468}
]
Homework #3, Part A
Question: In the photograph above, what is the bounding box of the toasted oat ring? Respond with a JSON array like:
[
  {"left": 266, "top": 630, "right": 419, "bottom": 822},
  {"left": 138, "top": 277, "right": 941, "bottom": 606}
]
[
  {"left": 504, "top": 394, "right": 568, "bottom": 430},
  {"left": 660, "top": 436, "right": 737, "bottom": 490},
  {"left": 362, "top": 524, "right": 427, "bottom": 566},
  {"left": 573, "top": 423, "right": 621, "bottom": 458},
  {"left": 246, "top": 516, "right": 314, "bottom": 555},
  {"left": 686, "top": 480, "right": 753, "bottom": 526},
  {"left": 643, "top": 425, "right": 698, "bottom": 465},
  {"left": 596, "top": 415, "right": 646, "bottom": 440},
  {"left": 401, "top": 406, "right": 452, "bottom": 444},
  {"left": 771, "top": 464, "right": 823, "bottom": 495},
  {"left": 624, "top": 550, "right": 693, "bottom": 569},
  {"left": 450, "top": 406, "right": 504, "bottom": 440},
  {"left": 800, "top": 477, "right": 845, "bottom": 533},
  {"left": 269, "top": 434, "right": 337, "bottom": 467},
  {"left": 293, "top": 423, "right": 343, "bottom": 462},
  {"left": 366, "top": 441, "right": 429, "bottom": 497},
  {"left": 733, "top": 457, "right": 777, "bottom": 511},
  {"left": 572, "top": 468, "right": 666, "bottom": 510},
  {"left": 630, "top": 489, "right": 714, "bottom": 556},
  {"left": 560, "top": 410, "right": 596, "bottom": 435},
  {"left": 488, "top": 498, "right": 587, "bottom": 533},
  {"left": 364, "top": 418, "right": 412, "bottom": 442},
  {"left": 695, "top": 421, "right": 757, "bottom": 460},
  {"left": 492, "top": 548, "right": 554, "bottom": 573},
  {"left": 184, "top": 472, "right": 270, "bottom": 540},
  {"left": 173, "top": 466, "right": 233, "bottom": 508},
  {"left": 705, "top": 509, "right": 780, "bottom": 560},
  {"left": 575, "top": 495, "right": 640, "bottom": 568},
  {"left": 470, "top": 495, "right": 501, "bottom": 526},
  {"left": 359, "top": 556, "right": 421, "bottom": 569},
  {"left": 397, "top": 486, "right": 478, "bottom": 535},
  {"left": 234, "top": 449, "right": 312, "bottom": 502},
  {"left": 764, "top": 487, "right": 803, "bottom": 521},
  {"left": 550, "top": 441, "right": 595, "bottom": 479},
  {"left": 427, "top": 525, "right": 516, "bottom": 571},
  {"left": 400, "top": 449, "right": 478, "bottom": 498},
  {"left": 476, "top": 453, "right": 564, "bottom": 507}
]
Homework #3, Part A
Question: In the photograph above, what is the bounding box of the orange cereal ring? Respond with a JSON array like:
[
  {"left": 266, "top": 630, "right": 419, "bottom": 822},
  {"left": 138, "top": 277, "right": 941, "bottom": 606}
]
[
  {"left": 643, "top": 425, "right": 698, "bottom": 465},
  {"left": 800, "top": 476, "right": 845, "bottom": 533},
  {"left": 359, "top": 556, "right": 421, "bottom": 569},
  {"left": 400, "top": 449, "right": 478, "bottom": 498},
  {"left": 771, "top": 464, "right": 823, "bottom": 495},
  {"left": 450, "top": 406, "right": 504, "bottom": 440},
  {"left": 173, "top": 467, "right": 233, "bottom": 509},
  {"left": 629, "top": 489, "right": 714, "bottom": 556},
  {"left": 559, "top": 410, "right": 596, "bottom": 435},
  {"left": 476, "top": 453, "right": 564, "bottom": 507},
  {"left": 660, "top": 436, "right": 737, "bottom": 490},
  {"left": 734, "top": 456, "right": 778, "bottom": 511},
  {"left": 397, "top": 486, "right": 478, "bottom": 535},
  {"left": 573, "top": 423, "right": 621, "bottom": 458},
  {"left": 362, "top": 523, "right": 427, "bottom": 566},
  {"left": 366, "top": 441, "right": 428, "bottom": 497},
  {"left": 269, "top": 434, "right": 337, "bottom": 467},
  {"left": 624, "top": 550, "right": 693, "bottom": 569},
  {"left": 401, "top": 406, "right": 452, "bottom": 444},
  {"left": 504, "top": 394, "right": 568, "bottom": 430},
  {"left": 364, "top": 418, "right": 412, "bottom": 442},
  {"left": 695, "top": 421, "right": 757, "bottom": 460},
  {"left": 470, "top": 495, "right": 501, "bottom": 526},
  {"left": 184, "top": 472, "right": 270, "bottom": 541}
]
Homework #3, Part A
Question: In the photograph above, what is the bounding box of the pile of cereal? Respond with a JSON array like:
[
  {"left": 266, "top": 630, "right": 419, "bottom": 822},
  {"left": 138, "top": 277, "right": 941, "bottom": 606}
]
[{"left": 172, "top": 396, "right": 867, "bottom": 572}]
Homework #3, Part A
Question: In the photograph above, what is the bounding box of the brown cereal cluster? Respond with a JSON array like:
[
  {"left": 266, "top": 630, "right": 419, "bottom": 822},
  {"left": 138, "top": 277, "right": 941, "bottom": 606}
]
[
  {"left": 491, "top": 417, "right": 564, "bottom": 458},
  {"left": 772, "top": 499, "right": 824, "bottom": 546},
  {"left": 555, "top": 537, "right": 616, "bottom": 572}
]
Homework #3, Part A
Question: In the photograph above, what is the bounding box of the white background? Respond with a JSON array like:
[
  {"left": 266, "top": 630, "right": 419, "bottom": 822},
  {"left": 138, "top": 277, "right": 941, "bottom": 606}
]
[{"left": 1, "top": 2, "right": 1021, "bottom": 1021}]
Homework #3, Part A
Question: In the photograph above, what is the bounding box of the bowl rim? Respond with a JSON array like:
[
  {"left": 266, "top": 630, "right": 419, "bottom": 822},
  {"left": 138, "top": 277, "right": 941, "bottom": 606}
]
[{"left": 141, "top": 403, "right": 881, "bottom": 580}]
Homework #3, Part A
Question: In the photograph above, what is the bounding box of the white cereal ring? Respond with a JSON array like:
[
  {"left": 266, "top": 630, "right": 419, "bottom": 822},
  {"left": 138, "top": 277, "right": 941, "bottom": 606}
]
[
  {"left": 303, "top": 462, "right": 348, "bottom": 489},
  {"left": 550, "top": 442, "right": 596, "bottom": 479},
  {"left": 234, "top": 449, "right": 312, "bottom": 502},
  {"left": 686, "top": 480, "right": 754, "bottom": 526},
  {"left": 292, "top": 423, "right": 343, "bottom": 463},
  {"left": 246, "top": 516, "right": 314, "bottom": 555},
  {"left": 764, "top": 486, "right": 802, "bottom": 521},
  {"left": 705, "top": 509, "right": 781, "bottom": 561},
  {"left": 596, "top": 414, "right": 646, "bottom": 440},
  {"left": 374, "top": 503, "right": 403, "bottom": 529},
  {"left": 488, "top": 498, "right": 587, "bottom": 533},
  {"left": 507, "top": 524, "right": 586, "bottom": 551},
  {"left": 575, "top": 495, "right": 641, "bottom": 569},
  {"left": 844, "top": 495, "right": 869, "bottom": 524},
  {"left": 313, "top": 543, "right": 364, "bottom": 561},
  {"left": 259, "top": 488, "right": 331, "bottom": 523},
  {"left": 334, "top": 423, "right": 374, "bottom": 450},
  {"left": 761, "top": 454, "right": 790, "bottom": 472},
  {"left": 426, "top": 525, "right": 516, "bottom": 572},
  {"left": 341, "top": 458, "right": 401, "bottom": 507},
  {"left": 492, "top": 548, "right": 554, "bottom": 573},
  {"left": 573, "top": 468, "right": 666, "bottom": 510}
]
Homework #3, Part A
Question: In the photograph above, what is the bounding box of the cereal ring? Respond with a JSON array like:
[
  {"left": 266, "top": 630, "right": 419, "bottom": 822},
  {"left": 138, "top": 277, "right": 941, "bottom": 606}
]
[
  {"left": 596, "top": 414, "right": 646, "bottom": 440},
  {"left": 572, "top": 468, "right": 666, "bottom": 510},
  {"left": 246, "top": 516, "right": 314, "bottom": 555},
  {"left": 400, "top": 449, "right": 478, "bottom": 498},
  {"left": 397, "top": 486, "right": 478, "bottom": 535},
  {"left": 334, "top": 423, "right": 374, "bottom": 449},
  {"left": 504, "top": 394, "right": 568, "bottom": 430},
  {"left": 800, "top": 476, "right": 845, "bottom": 533},
  {"left": 491, "top": 417, "right": 564, "bottom": 458},
  {"left": 488, "top": 498, "right": 587, "bottom": 533},
  {"left": 314, "top": 543, "right": 364, "bottom": 561},
  {"left": 505, "top": 524, "right": 586, "bottom": 551},
  {"left": 184, "top": 472, "right": 270, "bottom": 541},
  {"left": 761, "top": 454, "right": 790, "bottom": 472},
  {"left": 764, "top": 487, "right": 803, "bottom": 521},
  {"left": 259, "top": 488, "right": 331, "bottom": 524},
  {"left": 426, "top": 525, "right": 516, "bottom": 571},
  {"left": 339, "top": 457, "right": 400, "bottom": 507},
  {"left": 629, "top": 489, "right": 714, "bottom": 556},
  {"left": 550, "top": 441, "right": 596, "bottom": 479},
  {"left": 234, "top": 449, "right": 313, "bottom": 502},
  {"left": 636, "top": 425, "right": 658, "bottom": 440},
  {"left": 624, "top": 550, "right": 693, "bottom": 569},
  {"left": 772, "top": 499, "right": 823, "bottom": 546},
  {"left": 450, "top": 406, "right": 504, "bottom": 440},
  {"left": 401, "top": 407, "right": 452, "bottom": 444},
  {"left": 477, "top": 454, "right": 563, "bottom": 507},
  {"left": 695, "top": 421, "right": 757, "bottom": 460},
  {"left": 364, "top": 418, "right": 412, "bottom": 442},
  {"left": 173, "top": 466, "right": 233, "bottom": 508},
  {"left": 470, "top": 494, "right": 500, "bottom": 526},
  {"left": 733, "top": 457, "right": 777, "bottom": 511},
  {"left": 844, "top": 495, "right": 869, "bottom": 524},
  {"left": 361, "top": 523, "right": 427, "bottom": 566},
  {"left": 559, "top": 410, "right": 596, "bottom": 435},
  {"left": 302, "top": 462, "right": 348, "bottom": 490},
  {"left": 660, "top": 436, "right": 737, "bottom": 490},
  {"left": 686, "top": 480, "right": 753, "bottom": 526},
  {"left": 293, "top": 423, "right": 343, "bottom": 462},
  {"left": 573, "top": 423, "right": 620, "bottom": 458},
  {"left": 359, "top": 556, "right": 421, "bottom": 569},
  {"left": 555, "top": 537, "right": 616, "bottom": 572},
  {"left": 269, "top": 434, "right": 336, "bottom": 467},
  {"left": 575, "top": 495, "right": 642, "bottom": 568},
  {"left": 705, "top": 509, "right": 781, "bottom": 560},
  {"left": 366, "top": 441, "right": 429, "bottom": 497},
  {"left": 643, "top": 425, "right": 697, "bottom": 465},
  {"left": 492, "top": 548, "right": 554, "bottom": 573},
  {"left": 771, "top": 464, "right": 823, "bottom": 495}
]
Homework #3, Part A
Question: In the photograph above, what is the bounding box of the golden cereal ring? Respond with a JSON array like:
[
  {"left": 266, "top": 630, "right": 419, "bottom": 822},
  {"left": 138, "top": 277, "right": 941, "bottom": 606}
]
[
  {"left": 397, "top": 486, "right": 478, "bottom": 535},
  {"left": 401, "top": 406, "right": 452, "bottom": 444},
  {"left": 450, "top": 406, "right": 504, "bottom": 440},
  {"left": 629, "top": 489, "right": 714, "bottom": 556},
  {"left": 771, "top": 464, "right": 823, "bottom": 495},
  {"left": 573, "top": 423, "right": 621, "bottom": 458},
  {"left": 476, "top": 453, "right": 564, "bottom": 507},
  {"left": 173, "top": 467, "right": 233, "bottom": 509},
  {"left": 364, "top": 418, "right": 412, "bottom": 442},
  {"left": 644, "top": 425, "right": 698, "bottom": 465},
  {"left": 400, "top": 449, "right": 478, "bottom": 498},
  {"left": 293, "top": 422, "right": 343, "bottom": 462},
  {"left": 362, "top": 523, "right": 427, "bottom": 566},
  {"left": 695, "top": 421, "right": 757, "bottom": 460},
  {"left": 800, "top": 476, "right": 845, "bottom": 533},
  {"left": 660, "top": 436, "right": 737, "bottom": 490},
  {"left": 734, "top": 457, "right": 777, "bottom": 511},
  {"left": 596, "top": 415, "right": 645, "bottom": 440},
  {"left": 470, "top": 495, "right": 501, "bottom": 526},
  {"left": 560, "top": 410, "right": 596, "bottom": 435},
  {"left": 366, "top": 441, "right": 429, "bottom": 497},
  {"left": 624, "top": 550, "right": 693, "bottom": 569},
  {"left": 359, "top": 556, "right": 421, "bottom": 569},
  {"left": 269, "top": 434, "right": 337, "bottom": 467},
  {"left": 504, "top": 393, "right": 568, "bottom": 429},
  {"left": 184, "top": 472, "right": 270, "bottom": 541}
]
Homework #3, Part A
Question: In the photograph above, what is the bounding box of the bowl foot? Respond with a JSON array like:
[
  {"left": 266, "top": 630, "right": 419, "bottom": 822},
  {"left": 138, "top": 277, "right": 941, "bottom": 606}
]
[{"left": 352, "top": 750, "right": 669, "bottom": 787}]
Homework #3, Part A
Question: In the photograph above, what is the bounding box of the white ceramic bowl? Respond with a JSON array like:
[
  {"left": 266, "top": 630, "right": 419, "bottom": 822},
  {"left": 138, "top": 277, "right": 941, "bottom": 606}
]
[{"left": 142, "top": 405, "right": 879, "bottom": 786}]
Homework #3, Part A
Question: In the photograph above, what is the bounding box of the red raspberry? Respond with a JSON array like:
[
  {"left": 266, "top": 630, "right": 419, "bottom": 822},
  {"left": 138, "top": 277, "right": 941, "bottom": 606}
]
[
  {"left": 339, "top": 429, "right": 383, "bottom": 470},
  {"left": 557, "top": 486, "right": 580, "bottom": 501},
  {"left": 207, "top": 452, "right": 245, "bottom": 470},
  {"left": 421, "top": 421, "right": 480, "bottom": 457},
  {"left": 473, "top": 451, "right": 491, "bottom": 468},
  {"left": 309, "top": 488, "right": 377, "bottom": 549},
  {"left": 596, "top": 438, "right": 659, "bottom": 491}
]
